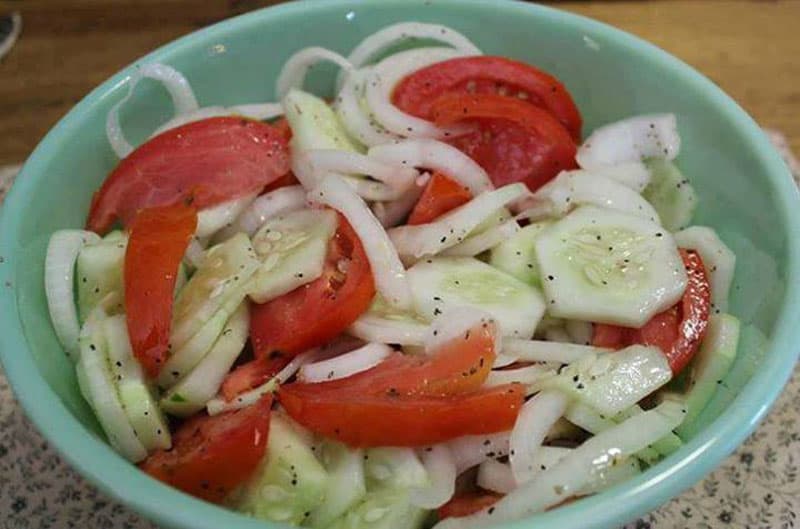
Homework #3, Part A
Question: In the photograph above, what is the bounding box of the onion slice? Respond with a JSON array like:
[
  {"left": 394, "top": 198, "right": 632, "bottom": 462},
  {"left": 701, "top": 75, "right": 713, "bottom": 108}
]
[
  {"left": 45, "top": 230, "right": 101, "bottom": 359},
  {"left": 195, "top": 194, "right": 256, "bottom": 239},
  {"left": 335, "top": 68, "right": 400, "bottom": 147},
  {"left": 576, "top": 113, "right": 680, "bottom": 169},
  {"left": 509, "top": 390, "right": 568, "bottom": 484},
  {"left": 299, "top": 342, "right": 392, "bottom": 383},
  {"left": 106, "top": 63, "right": 199, "bottom": 158},
  {"left": 216, "top": 185, "right": 307, "bottom": 241},
  {"left": 348, "top": 314, "right": 428, "bottom": 347},
  {"left": 441, "top": 220, "right": 519, "bottom": 257},
  {"left": 485, "top": 364, "right": 553, "bottom": 387},
  {"left": 372, "top": 175, "right": 428, "bottom": 228},
  {"left": 311, "top": 175, "right": 412, "bottom": 309},
  {"left": 424, "top": 306, "right": 498, "bottom": 355},
  {"left": 410, "top": 444, "right": 457, "bottom": 509},
  {"left": 151, "top": 103, "right": 283, "bottom": 137},
  {"left": 276, "top": 46, "right": 353, "bottom": 100},
  {"left": 501, "top": 339, "right": 609, "bottom": 364},
  {"left": 447, "top": 431, "right": 510, "bottom": 474}
]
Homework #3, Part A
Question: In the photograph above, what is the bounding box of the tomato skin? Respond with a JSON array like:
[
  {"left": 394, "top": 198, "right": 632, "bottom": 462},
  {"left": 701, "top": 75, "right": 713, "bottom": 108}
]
[
  {"left": 438, "top": 492, "right": 502, "bottom": 519},
  {"left": 250, "top": 215, "right": 375, "bottom": 359},
  {"left": 87, "top": 117, "right": 290, "bottom": 233},
  {"left": 124, "top": 203, "right": 196, "bottom": 377},
  {"left": 407, "top": 172, "right": 472, "bottom": 225},
  {"left": 140, "top": 395, "right": 272, "bottom": 503},
  {"left": 431, "top": 93, "right": 578, "bottom": 192},
  {"left": 220, "top": 353, "right": 290, "bottom": 402},
  {"left": 392, "top": 56, "right": 582, "bottom": 141},
  {"left": 278, "top": 383, "right": 524, "bottom": 447},
  {"left": 592, "top": 249, "right": 711, "bottom": 374}
]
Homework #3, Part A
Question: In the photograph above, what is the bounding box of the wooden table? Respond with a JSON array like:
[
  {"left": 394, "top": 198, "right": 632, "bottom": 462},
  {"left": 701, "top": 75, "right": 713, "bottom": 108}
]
[{"left": 0, "top": 0, "right": 798, "bottom": 166}]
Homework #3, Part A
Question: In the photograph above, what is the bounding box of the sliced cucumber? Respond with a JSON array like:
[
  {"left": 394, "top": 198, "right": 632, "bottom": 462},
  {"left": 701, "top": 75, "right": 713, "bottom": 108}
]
[
  {"left": 348, "top": 295, "right": 429, "bottom": 346},
  {"left": 676, "top": 313, "right": 740, "bottom": 439},
  {"left": 76, "top": 317, "right": 147, "bottom": 462},
  {"left": 103, "top": 314, "right": 171, "bottom": 451},
  {"left": 642, "top": 158, "right": 697, "bottom": 232},
  {"left": 365, "top": 447, "right": 428, "bottom": 490},
  {"left": 161, "top": 303, "right": 249, "bottom": 417},
  {"left": 489, "top": 222, "right": 551, "bottom": 288},
  {"left": 309, "top": 441, "right": 366, "bottom": 528},
  {"left": 537, "top": 345, "right": 672, "bottom": 416},
  {"left": 535, "top": 205, "right": 687, "bottom": 327},
  {"left": 247, "top": 208, "right": 338, "bottom": 304},
  {"left": 76, "top": 233, "right": 127, "bottom": 322},
  {"left": 326, "top": 489, "right": 428, "bottom": 529},
  {"left": 407, "top": 257, "right": 545, "bottom": 338},
  {"left": 674, "top": 226, "right": 736, "bottom": 312},
  {"left": 284, "top": 89, "right": 362, "bottom": 154},
  {"left": 234, "top": 414, "right": 329, "bottom": 525},
  {"left": 163, "top": 233, "right": 260, "bottom": 388}
]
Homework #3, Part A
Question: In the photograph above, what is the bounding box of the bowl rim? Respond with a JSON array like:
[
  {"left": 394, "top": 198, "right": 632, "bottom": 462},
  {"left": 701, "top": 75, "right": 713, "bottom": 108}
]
[{"left": 1, "top": 1, "right": 799, "bottom": 528}]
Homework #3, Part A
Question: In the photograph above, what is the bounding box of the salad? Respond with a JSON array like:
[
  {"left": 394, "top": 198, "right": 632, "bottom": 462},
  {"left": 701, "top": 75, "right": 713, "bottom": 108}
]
[{"left": 44, "top": 22, "right": 743, "bottom": 528}]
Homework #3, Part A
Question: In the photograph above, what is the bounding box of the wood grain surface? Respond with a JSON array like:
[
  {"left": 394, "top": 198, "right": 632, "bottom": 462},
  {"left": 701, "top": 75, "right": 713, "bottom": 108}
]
[{"left": 0, "top": 0, "right": 798, "bottom": 166}]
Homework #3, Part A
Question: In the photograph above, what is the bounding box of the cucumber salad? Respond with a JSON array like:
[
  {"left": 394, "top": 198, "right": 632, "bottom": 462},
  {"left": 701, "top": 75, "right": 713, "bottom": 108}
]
[{"left": 44, "top": 22, "right": 743, "bottom": 528}]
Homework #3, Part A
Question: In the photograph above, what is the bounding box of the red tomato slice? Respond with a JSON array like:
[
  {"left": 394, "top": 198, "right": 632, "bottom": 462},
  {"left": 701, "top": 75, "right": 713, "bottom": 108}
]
[
  {"left": 289, "top": 320, "right": 497, "bottom": 398},
  {"left": 87, "top": 117, "right": 290, "bottom": 234},
  {"left": 220, "top": 353, "right": 291, "bottom": 402},
  {"left": 593, "top": 249, "right": 711, "bottom": 374},
  {"left": 124, "top": 203, "right": 196, "bottom": 377},
  {"left": 407, "top": 171, "right": 472, "bottom": 225},
  {"left": 250, "top": 214, "right": 375, "bottom": 359},
  {"left": 438, "top": 492, "right": 502, "bottom": 519},
  {"left": 140, "top": 394, "right": 272, "bottom": 503},
  {"left": 278, "top": 384, "right": 524, "bottom": 447},
  {"left": 431, "top": 93, "right": 578, "bottom": 192},
  {"left": 392, "top": 56, "right": 582, "bottom": 141}
]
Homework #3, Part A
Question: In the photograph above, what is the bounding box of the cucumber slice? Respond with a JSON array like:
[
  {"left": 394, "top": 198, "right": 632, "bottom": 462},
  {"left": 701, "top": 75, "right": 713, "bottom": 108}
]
[
  {"left": 76, "top": 233, "right": 127, "bottom": 322},
  {"left": 233, "top": 414, "right": 329, "bottom": 525},
  {"left": 407, "top": 257, "right": 546, "bottom": 338},
  {"left": 309, "top": 441, "right": 366, "bottom": 528},
  {"left": 365, "top": 447, "right": 428, "bottom": 490},
  {"left": 489, "top": 222, "right": 551, "bottom": 288},
  {"left": 535, "top": 205, "right": 688, "bottom": 327},
  {"left": 642, "top": 158, "right": 697, "bottom": 232},
  {"left": 247, "top": 208, "right": 338, "bottom": 304},
  {"left": 103, "top": 315, "right": 171, "bottom": 451},
  {"left": 76, "top": 317, "right": 147, "bottom": 462},
  {"left": 537, "top": 345, "right": 672, "bottom": 416},
  {"left": 161, "top": 303, "right": 249, "bottom": 417},
  {"left": 284, "top": 89, "right": 362, "bottom": 153},
  {"left": 348, "top": 295, "right": 429, "bottom": 346},
  {"left": 326, "top": 489, "right": 428, "bottom": 529},
  {"left": 673, "top": 226, "right": 736, "bottom": 312},
  {"left": 676, "top": 313, "right": 740, "bottom": 439},
  {"left": 163, "top": 233, "right": 260, "bottom": 389}
]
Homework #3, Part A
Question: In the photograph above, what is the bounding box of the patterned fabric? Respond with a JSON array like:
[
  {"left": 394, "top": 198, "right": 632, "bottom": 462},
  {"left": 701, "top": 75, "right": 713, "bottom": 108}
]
[{"left": 0, "top": 134, "right": 798, "bottom": 528}]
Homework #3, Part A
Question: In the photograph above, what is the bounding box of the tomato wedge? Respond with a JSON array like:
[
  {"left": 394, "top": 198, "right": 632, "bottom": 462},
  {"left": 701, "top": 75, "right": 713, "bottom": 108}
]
[
  {"left": 141, "top": 395, "right": 271, "bottom": 503},
  {"left": 431, "top": 93, "right": 578, "bottom": 192},
  {"left": 593, "top": 249, "right": 711, "bottom": 374},
  {"left": 392, "top": 56, "right": 582, "bottom": 141},
  {"left": 407, "top": 171, "right": 472, "bottom": 225},
  {"left": 124, "top": 203, "right": 196, "bottom": 377},
  {"left": 220, "top": 353, "right": 290, "bottom": 402},
  {"left": 289, "top": 321, "right": 496, "bottom": 398},
  {"left": 438, "top": 492, "right": 502, "bottom": 519},
  {"left": 87, "top": 117, "right": 290, "bottom": 233},
  {"left": 279, "top": 384, "right": 524, "bottom": 447},
  {"left": 250, "top": 214, "right": 375, "bottom": 359}
]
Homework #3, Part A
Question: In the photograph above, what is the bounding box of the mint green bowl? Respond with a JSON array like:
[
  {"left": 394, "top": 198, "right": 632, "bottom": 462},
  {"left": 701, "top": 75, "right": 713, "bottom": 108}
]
[{"left": 1, "top": 1, "right": 798, "bottom": 528}]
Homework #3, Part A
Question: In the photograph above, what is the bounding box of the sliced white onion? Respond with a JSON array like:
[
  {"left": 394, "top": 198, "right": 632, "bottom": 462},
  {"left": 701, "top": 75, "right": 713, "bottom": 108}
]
[
  {"left": 564, "top": 320, "right": 593, "bottom": 346},
  {"left": 150, "top": 103, "right": 284, "bottom": 137},
  {"left": 576, "top": 114, "right": 680, "bottom": 169},
  {"left": 492, "top": 353, "right": 518, "bottom": 369},
  {"left": 372, "top": 175, "right": 428, "bottom": 228},
  {"left": 106, "top": 62, "right": 200, "bottom": 158},
  {"left": 410, "top": 445, "right": 457, "bottom": 509},
  {"left": 486, "top": 364, "right": 553, "bottom": 387},
  {"left": 216, "top": 186, "right": 307, "bottom": 241},
  {"left": 509, "top": 390, "right": 568, "bottom": 484},
  {"left": 369, "top": 140, "right": 493, "bottom": 196},
  {"left": 425, "top": 306, "right": 497, "bottom": 355},
  {"left": 45, "top": 230, "right": 101, "bottom": 359},
  {"left": 502, "top": 338, "right": 609, "bottom": 364},
  {"left": 311, "top": 175, "right": 412, "bottom": 309},
  {"left": 335, "top": 68, "right": 400, "bottom": 147},
  {"left": 348, "top": 314, "right": 428, "bottom": 346},
  {"left": 578, "top": 162, "right": 652, "bottom": 193},
  {"left": 299, "top": 342, "right": 392, "bottom": 383},
  {"left": 365, "top": 48, "right": 473, "bottom": 139},
  {"left": 544, "top": 326, "right": 572, "bottom": 344},
  {"left": 195, "top": 194, "right": 256, "bottom": 239},
  {"left": 276, "top": 46, "right": 353, "bottom": 100},
  {"left": 388, "top": 183, "right": 527, "bottom": 260},
  {"left": 441, "top": 220, "right": 520, "bottom": 257},
  {"left": 674, "top": 226, "right": 736, "bottom": 312},
  {"left": 447, "top": 431, "right": 510, "bottom": 474},
  {"left": 433, "top": 400, "right": 686, "bottom": 528},
  {"left": 477, "top": 459, "right": 516, "bottom": 494},
  {"left": 183, "top": 237, "right": 208, "bottom": 269}
]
